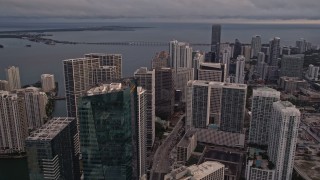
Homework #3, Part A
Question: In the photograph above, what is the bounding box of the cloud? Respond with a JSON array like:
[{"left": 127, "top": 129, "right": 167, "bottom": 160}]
[{"left": 0, "top": 0, "right": 319, "bottom": 21}]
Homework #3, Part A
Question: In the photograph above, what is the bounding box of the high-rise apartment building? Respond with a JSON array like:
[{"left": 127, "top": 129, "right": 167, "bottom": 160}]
[
  {"left": 221, "top": 45, "right": 232, "bottom": 76},
  {"left": 306, "top": 64, "right": 319, "bottom": 81},
  {"left": 251, "top": 35, "right": 262, "bottom": 58},
  {"left": 152, "top": 51, "right": 169, "bottom": 69},
  {"left": 5, "top": 66, "right": 21, "bottom": 91},
  {"left": 220, "top": 83, "right": 247, "bottom": 133},
  {"left": 269, "top": 37, "right": 281, "bottom": 66},
  {"left": 78, "top": 81, "right": 146, "bottom": 179},
  {"left": 155, "top": 68, "right": 175, "bottom": 119},
  {"left": 169, "top": 40, "right": 193, "bottom": 70},
  {"left": 296, "top": 38, "right": 307, "bottom": 54},
  {"left": 241, "top": 45, "right": 251, "bottom": 60},
  {"left": 235, "top": 55, "right": 245, "bottom": 84},
  {"left": 233, "top": 39, "right": 242, "bottom": 58},
  {"left": 0, "top": 80, "right": 9, "bottom": 91},
  {"left": 268, "top": 101, "right": 300, "bottom": 180},
  {"left": 186, "top": 81, "right": 247, "bottom": 132},
  {"left": 256, "top": 52, "right": 268, "bottom": 80},
  {"left": 25, "top": 117, "right": 80, "bottom": 180},
  {"left": 85, "top": 53, "right": 122, "bottom": 79},
  {"left": 92, "top": 66, "right": 117, "bottom": 84},
  {"left": 211, "top": 24, "right": 221, "bottom": 61},
  {"left": 175, "top": 68, "right": 194, "bottom": 102},
  {"left": 248, "top": 88, "right": 280, "bottom": 146},
  {"left": 0, "top": 91, "right": 28, "bottom": 154},
  {"left": 18, "top": 87, "right": 48, "bottom": 130},
  {"left": 63, "top": 58, "right": 100, "bottom": 118},
  {"left": 41, "top": 74, "right": 55, "bottom": 92},
  {"left": 280, "top": 54, "right": 304, "bottom": 78},
  {"left": 192, "top": 51, "right": 204, "bottom": 80},
  {"left": 198, "top": 63, "right": 226, "bottom": 82},
  {"left": 134, "top": 67, "right": 156, "bottom": 150}
]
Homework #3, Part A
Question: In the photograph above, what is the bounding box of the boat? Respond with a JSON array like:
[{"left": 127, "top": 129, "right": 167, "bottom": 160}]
[
  {"left": 0, "top": 44, "right": 4, "bottom": 48},
  {"left": 25, "top": 44, "right": 31, "bottom": 47}
]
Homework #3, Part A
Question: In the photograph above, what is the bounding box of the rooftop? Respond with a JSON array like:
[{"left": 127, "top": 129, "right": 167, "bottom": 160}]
[
  {"left": 26, "top": 117, "right": 74, "bottom": 141},
  {"left": 87, "top": 83, "right": 124, "bottom": 96},
  {"left": 177, "top": 130, "right": 197, "bottom": 148}
]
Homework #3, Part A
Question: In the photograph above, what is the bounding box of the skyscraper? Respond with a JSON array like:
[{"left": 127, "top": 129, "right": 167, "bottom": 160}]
[
  {"left": 268, "top": 101, "right": 300, "bottom": 180},
  {"left": 151, "top": 51, "right": 169, "bottom": 69},
  {"left": 5, "top": 66, "right": 21, "bottom": 91},
  {"left": 306, "top": 64, "right": 320, "bottom": 81},
  {"left": 269, "top": 37, "right": 281, "bottom": 66},
  {"left": 155, "top": 68, "right": 175, "bottom": 119},
  {"left": 78, "top": 81, "right": 146, "bottom": 179},
  {"left": 134, "top": 67, "right": 156, "bottom": 150},
  {"left": 25, "top": 117, "right": 80, "bottom": 180},
  {"left": 248, "top": 88, "right": 280, "bottom": 146},
  {"left": 233, "top": 39, "right": 242, "bottom": 59},
  {"left": 251, "top": 35, "right": 262, "bottom": 58},
  {"left": 280, "top": 54, "right": 304, "bottom": 78},
  {"left": 211, "top": 24, "right": 221, "bottom": 61},
  {"left": 296, "top": 38, "right": 307, "bottom": 54},
  {"left": 220, "top": 83, "right": 247, "bottom": 133},
  {"left": 0, "top": 80, "right": 9, "bottom": 91},
  {"left": 17, "top": 87, "right": 48, "bottom": 130},
  {"left": 85, "top": 53, "right": 122, "bottom": 79},
  {"left": 186, "top": 81, "right": 247, "bottom": 132},
  {"left": 175, "top": 68, "right": 194, "bottom": 102},
  {"left": 63, "top": 58, "right": 100, "bottom": 118},
  {"left": 0, "top": 91, "right": 28, "bottom": 154},
  {"left": 41, "top": 74, "right": 55, "bottom": 92},
  {"left": 241, "top": 45, "right": 251, "bottom": 60},
  {"left": 169, "top": 40, "right": 193, "bottom": 70},
  {"left": 235, "top": 55, "right": 245, "bottom": 84},
  {"left": 198, "top": 62, "right": 226, "bottom": 82}
]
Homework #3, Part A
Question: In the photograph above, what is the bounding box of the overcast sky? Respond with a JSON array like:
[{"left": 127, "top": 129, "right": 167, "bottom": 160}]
[{"left": 1, "top": 0, "right": 320, "bottom": 22}]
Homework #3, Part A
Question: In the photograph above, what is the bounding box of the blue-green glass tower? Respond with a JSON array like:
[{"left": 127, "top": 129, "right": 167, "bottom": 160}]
[{"left": 78, "top": 80, "right": 142, "bottom": 180}]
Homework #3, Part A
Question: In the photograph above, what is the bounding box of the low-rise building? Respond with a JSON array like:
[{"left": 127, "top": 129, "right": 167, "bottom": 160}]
[
  {"left": 245, "top": 148, "right": 275, "bottom": 180},
  {"left": 177, "top": 130, "right": 197, "bottom": 163},
  {"left": 164, "top": 161, "right": 225, "bottom": 180},
  {"left": 279, "top": 76, "right": 308, "bottom": 93}
]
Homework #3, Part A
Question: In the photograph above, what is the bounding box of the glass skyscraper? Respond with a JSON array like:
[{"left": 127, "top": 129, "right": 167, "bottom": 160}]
[{"left": 78, "top": 80, "right": 146, "bottom": 180}]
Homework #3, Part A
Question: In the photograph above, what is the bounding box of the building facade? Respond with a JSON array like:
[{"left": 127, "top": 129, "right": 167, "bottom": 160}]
[
  {"left": 198, "top": 62, "right": 226, "bottom": 82},
  {"left": 235, "top": 55, "right": 245, "bottom": 84},
  {"left": 269, "top": 37, "right": 281, "bottom": 66},
  {"left": 0, "top": 80, "right": 9, "bottom": 91},
  {"left": 155, "top": 68, "right": 175, "bottom": 119},
  {"left": 19, "top": 87, "right": 48, "bottom": 130},
  {"left": 5, "top": 66, "right": 21, "bottom": 91},
  {"left": 248, "top": 88, "right": 280, "bottom": 146},
  {"left": 134, "top": 67, "right": 156, "bottom": 150},
  {"left": 41, "top": 74, "right": 55, "bottom": 92},
  {"left": 211, "top": 24, "right": 221, "bottom": 61},
  {"left": 251, "top": 35, "right": 262, "bottom": 58},
  {"left": 186, "top": 81, "right": 247, "bottom": 132},
  {"left": 268, "top": 101, "right": 300, "bottom": 180},
  {"left": 63, "top": 58, "right": 100, "bottom": 118},
  {"left": 169, "top": 40, "right": 193, "bottom": 70},
  {"left": 25, "top": 117, "right": 80, "bottom": 180},
  {"left": 280, "top": 54, "right": 304, "bottom": 78},
  {"left": 0, "top": 91, "right": 28, "bottom": 154},
  {"left": 85, "top": 53, "right": 122, "bottom": 79},
  {"left": 78, "top": 81, "right": 146, "bottom": 179}
]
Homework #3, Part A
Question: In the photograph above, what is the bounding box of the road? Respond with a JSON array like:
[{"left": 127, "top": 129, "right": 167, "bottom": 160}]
[{"left": 150, "top": 114, "right": 185, "bottom": 180}]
